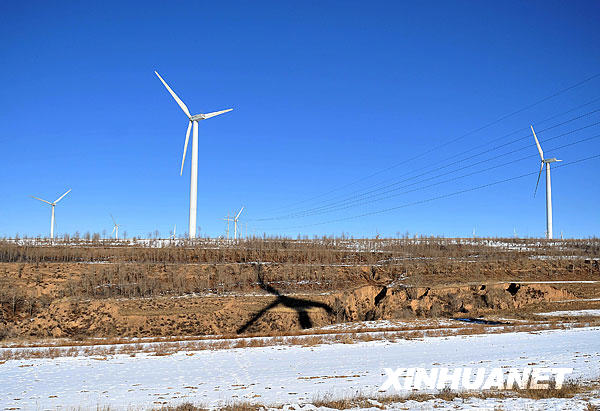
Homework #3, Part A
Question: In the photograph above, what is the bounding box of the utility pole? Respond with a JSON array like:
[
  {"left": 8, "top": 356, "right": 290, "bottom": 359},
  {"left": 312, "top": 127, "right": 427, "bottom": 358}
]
[{"left": 223, "top": 214, "right": 232, "bottom": 240}]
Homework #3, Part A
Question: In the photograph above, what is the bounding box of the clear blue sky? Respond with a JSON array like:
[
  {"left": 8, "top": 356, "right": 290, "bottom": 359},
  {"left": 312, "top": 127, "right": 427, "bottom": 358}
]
[{"left": 1, "top": 1, "right": 599, "bottom": 239}]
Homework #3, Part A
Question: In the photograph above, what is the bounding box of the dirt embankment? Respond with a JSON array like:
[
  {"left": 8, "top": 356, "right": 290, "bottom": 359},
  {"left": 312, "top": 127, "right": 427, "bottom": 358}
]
[
  {"left": 2, "top": 282, "right": 575, "bottom": 339},
  {"left": 1, "top": 250, "right": 598, "bottom": 340},
  {"left": 330, "top": 282, "right": 572, "bottom": 323}
]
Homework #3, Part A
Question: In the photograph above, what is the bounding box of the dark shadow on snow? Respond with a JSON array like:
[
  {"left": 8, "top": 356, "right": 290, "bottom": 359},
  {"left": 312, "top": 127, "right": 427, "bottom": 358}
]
[
  {"left": 453, "top": 317, "right": 508, "bottom": 325},
  {"left": 237, "top": 264, "right": 334, "bottom": 334}
]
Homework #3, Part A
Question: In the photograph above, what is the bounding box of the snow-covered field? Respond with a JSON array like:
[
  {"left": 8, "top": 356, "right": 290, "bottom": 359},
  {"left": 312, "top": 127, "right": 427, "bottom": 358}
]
[
  {"left": 1, "top": 327, "right": 599, "bottom": 410},
  {"left": 536, "top": 309, "right": 600, "bottom": 317}
]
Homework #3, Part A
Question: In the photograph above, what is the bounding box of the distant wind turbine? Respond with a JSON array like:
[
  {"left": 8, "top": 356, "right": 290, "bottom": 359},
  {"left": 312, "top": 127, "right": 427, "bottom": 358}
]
[
  {"left": 531, "top": 125, "right": 562, "bottom": 239},
  {"left": 224, "top": 207, "right": 245, "bottom": 240},
  {"left": 234, "top": 207, "right": 244, "bottom": 240},
  {"left": 31, "top": 189, "right": 71, "bottom": 240},
  {"left": 110, "top": 214, "right": 120, "bottom": 240},
  {"left": 223, "top": 207, "right": 244, "bottom": 240},
  {"left": 154, "top": 71, "right": 233, "bottom": 239}
]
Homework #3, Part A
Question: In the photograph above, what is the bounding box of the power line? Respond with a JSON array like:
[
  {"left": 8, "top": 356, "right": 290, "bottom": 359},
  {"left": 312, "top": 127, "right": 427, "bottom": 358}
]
[
  {"left": 265, "top": 132, "right": 600, "bottom": 220},
  {"left": 261, "top": 73, "right": 600, "bottom": 215},
  {"left": 253, "top": 118, "right": 600, "bottom": 221},
  {"left": 260, "top": 153, "right": 600, "bottom": 232},
  {"left": 260, "top": 97, "right": 600, "bottom": 219},
  {"left": 260, "top": 111, "right": 600, "bottom": 219},
  {"left": 260, "top": 133, "right": 600, "bottom": 221}
]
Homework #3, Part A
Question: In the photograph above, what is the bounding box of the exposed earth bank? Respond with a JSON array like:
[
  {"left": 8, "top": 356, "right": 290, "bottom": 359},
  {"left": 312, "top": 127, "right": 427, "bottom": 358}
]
[{"left": 2, "top": 282, "right": 576, "bottom": 339}]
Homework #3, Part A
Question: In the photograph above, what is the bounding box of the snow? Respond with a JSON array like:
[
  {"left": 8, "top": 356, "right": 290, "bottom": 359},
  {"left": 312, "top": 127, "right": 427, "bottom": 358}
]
[
  {"left": 2, "top": 327, "right": 599, "bottom": 409},
  {"left": 536, "top": 309, "right": 600, "bottom": 317},
  {"left": 317, "top": 318, "right": 457, "bottom": 331},
  {"left": 505, "top": 280, "right": 599, "bottom": 284},
  {"left": 276, "top": 396, "right": 600, "bottom": 411}
]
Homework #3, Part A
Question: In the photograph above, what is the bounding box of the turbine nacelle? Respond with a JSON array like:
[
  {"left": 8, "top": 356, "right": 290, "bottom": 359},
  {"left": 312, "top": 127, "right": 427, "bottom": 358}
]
[
  {"left": 155, "top": 71, "right": 233, "bottom": 177},
  {"left": 31, "top": 189, "right": 71, "bottom": 240},
  {"left": 191, "top": 109, "right": 233, "bottom": 122},
  {"left": 155, "top": 70, "right": 233, "bottom": 239},
  {"left": 530, "top": 125, "right": 561, "bottom": 239},
  {"left": 31, "top": 189, "right": 71, "bottom": 207}
]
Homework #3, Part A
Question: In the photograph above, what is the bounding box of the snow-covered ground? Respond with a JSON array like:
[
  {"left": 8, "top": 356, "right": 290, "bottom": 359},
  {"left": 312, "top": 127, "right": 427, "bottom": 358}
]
[
  {"left": 316, "top": 318, "right": 458, "bottom": 331},
  {"left": 505, "top": 280, "right": 599, "bottom": 284},
  {"left": 536, "top": 309, "right": 600, "bottom": 317},
  {"left": 1, "top": 327, "right": 599, "bottom": 410},
  {"left": 555, "top": 298, "right": 600, "bottom": 303}
]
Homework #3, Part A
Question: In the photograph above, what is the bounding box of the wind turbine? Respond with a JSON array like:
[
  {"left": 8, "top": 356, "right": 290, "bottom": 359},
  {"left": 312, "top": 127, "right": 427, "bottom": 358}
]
[
  {"left": 154, "top": 71, "right": 233, "bottom": 239},
  {"left": 31, "top": 189, "right": 71, "bottom": 240},
  {"left": 233, "top": 206, "right": 244, "bottom": 240},
  {"left": 110, "top": 214, "right": 120, "bottom": 240},
  {"left": 531, "top": 125, "right": 562, "bottom": 239}
]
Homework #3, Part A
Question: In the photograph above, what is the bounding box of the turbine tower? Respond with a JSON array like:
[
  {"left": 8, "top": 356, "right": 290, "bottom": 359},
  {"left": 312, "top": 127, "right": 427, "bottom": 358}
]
[
  {"left": 234, "top": 206, "right": 244, "bottom": 240},
  {"left": 111, "top": 214, "right": 120, "bottom": 240},
  {"left": 155, "top": 71, "right": 233, "bottom": 239},
  {"left": 31, "top": 189, "right": 71, "bottom": 240},
  {"left": 531, "top": 125, "right": 562, "bottom": 240}
]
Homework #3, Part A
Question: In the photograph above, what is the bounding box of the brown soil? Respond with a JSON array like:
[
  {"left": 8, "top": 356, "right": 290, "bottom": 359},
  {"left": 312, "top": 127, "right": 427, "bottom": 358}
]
[
  {"left": 1, "top": 280, "right": 588, "bottom": 339},
  {"left": 1, "top": 238, "right": 599, "bottom": 341},
  {"left": 330, "top": 283, "right": 573, "bottom": 323}
]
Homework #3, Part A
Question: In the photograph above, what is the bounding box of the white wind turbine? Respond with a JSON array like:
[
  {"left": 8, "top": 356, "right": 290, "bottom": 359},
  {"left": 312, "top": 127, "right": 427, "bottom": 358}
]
[
  {"left": 531, "top": 125, "right": 562, "bottom": 240},
  {"left": 31, "top": 189, "right": 71, "bottom": 240},
  {"left": 111, "top": 214, "right": 121, "bottom": 240},
  {"left": 224, "top": 207, "right": 245, "bottom": 241},
  {"left": 155, "top": 71, "right": 233, "bottom": 239}
]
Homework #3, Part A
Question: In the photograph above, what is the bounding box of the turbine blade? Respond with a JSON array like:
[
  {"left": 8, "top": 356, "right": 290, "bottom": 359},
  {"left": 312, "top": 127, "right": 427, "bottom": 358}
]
[
  {"left": 110, "top": 214, "right": 116, "bottom": 225},
  {"left": 236, "top": 300, "right": 280, "bottom": 334},
  {"left": 54, "top": 189, "right": 71, "bottom": 204},
  {"left": 31, "top": 196, "right": 52, "bottom": 205},
  {"left": 202, "top": 108, "right": 233, "bottom": 119},
  {"left": 180, "top": 121, "right": 192, "bottom": 176},
  {"left": 236, "top": 206, "right": 244, "bottom": 220},
  {"left": 531, "top": 125, "right": 544, "bottom": 160},
  {"left": 534, "top": 162, "right": 544, "bottom": 197},
  {"left": 154, "top": 71, "right": 191, "bottom": 119},
  {"left": 112, "top": 226, "right": 116, "bottom": 233}
]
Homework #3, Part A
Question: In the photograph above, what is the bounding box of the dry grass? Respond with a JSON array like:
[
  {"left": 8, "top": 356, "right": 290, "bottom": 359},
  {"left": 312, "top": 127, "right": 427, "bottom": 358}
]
[
  {"left": 56, "top": 378, "right": 600, "bottom": 410},
  {"left": 2, "top": 317, "right": 598, "bottom": 362},
  {"left": 1, "top": 236, "right": 598, "bottom": 343},
  {"left": 154, "top": 402, "right": 261, "bottom": 411},
  {"left": 298, "top": 379, "right": 600, "bottom": 409},
  {"left": 511, "top": 378, "right": 594, "bottom": 399}
]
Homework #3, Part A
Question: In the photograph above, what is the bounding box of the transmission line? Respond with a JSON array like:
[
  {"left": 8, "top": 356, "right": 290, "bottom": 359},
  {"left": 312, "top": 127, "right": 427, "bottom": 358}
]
[
  {"left": 253, "top": 117, "right": 600, "bottom": 221},
  {"left": 261, "top": 97, "right": 600, "bottom": 218},
  {"left": 263, "top": 133, "right": 600, "bottom": 220},
  {"left": 261, "top": 73, "right": 600, "bottom": 215},
  {"left": 261, "top": 153, "right": 600, "bottom": 232}
]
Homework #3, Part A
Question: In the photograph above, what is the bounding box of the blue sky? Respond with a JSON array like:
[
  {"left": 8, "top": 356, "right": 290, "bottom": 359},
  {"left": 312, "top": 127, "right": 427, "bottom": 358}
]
[{"left": 1, "top": 0, "right": 599, "bottom": 239}]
